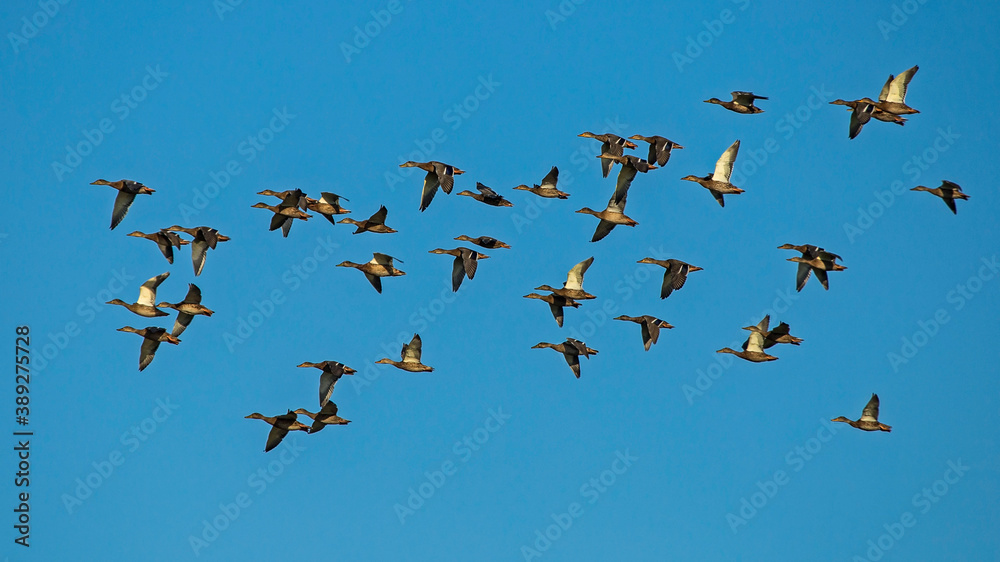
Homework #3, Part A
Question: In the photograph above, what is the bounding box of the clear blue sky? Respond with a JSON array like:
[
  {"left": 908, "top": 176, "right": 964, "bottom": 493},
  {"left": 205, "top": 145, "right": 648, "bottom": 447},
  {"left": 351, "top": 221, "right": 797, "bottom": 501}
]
[{"left": 2, "top": 1, "right": 999, "bottom": 560}]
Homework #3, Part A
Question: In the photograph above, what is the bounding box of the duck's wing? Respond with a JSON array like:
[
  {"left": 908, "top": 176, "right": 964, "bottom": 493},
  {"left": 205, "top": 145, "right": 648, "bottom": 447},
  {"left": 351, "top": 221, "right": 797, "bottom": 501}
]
[
  {"left": 613, "top": 162, "right": 638, "bottom": 205},
  {"left": 744, "top": 330, "right": 766, "bottom": 354},
  {"left": 860, "top": 394, "right": 880, "bottom": 422},
  {"left": 712, "top": 140, "right": 740, "bottom": 182},
  {"left": 795, "top": 261, "right": 813, "bottom": 292},
  {"left": 540, "top": 166, "right": 559, "bottom": 190},
  {"left": 152, "top": 234, "right": 175, "bottom": 264},
  {"left": 171, "top": 313, "right": 193, "bottom": 338},
  {"left": 459, "top": 248, "right": 479, "bottom": 280},
  {"left": 372, "top": 253, "right": 400, "bottom": 266},
  {"left": 367, "top": 205, "right": 389, "bottom": 225},
  {"left": 547, "top": 301, "right": 566, "bottom": 327},
  {"left": 660, "top": 269, "right": 676, "bottom": 299},
  {"left": 940, "top": 180, "right": 962, "bottom": 191},
  {"left": 318, "top": 365, "right": 346, "bottom": 407},
  {"left": 878, "top": 74, "right": 893, "bottom": 102},
  {"left": 320, "top": 192, "right": 347, "bottom": 205},
  {"left": 402, "top": 334, "right": 423, "bottom": 363},
  {"left": 180, "top": 283, "right": 202, "bottom": 305},
  {"left": 279, "top": 216, "right": 294, "bottom": 237},
  {"left": 561, "top": 348, "right": 582, "bottom": 378},
  {"left": 434, "top": 162, "right": 456, "bottom": 194},
  {"left": 191, "top": 239, "right": 208, "bottom": 276},
  {"left": 138, "top": 337, "right": 162, "bottom": 371},
  {"left": 476, "top": 183, "right": 501, "bottom": 199},
  {"left": 886, "top": 66, "right": 917, "bottom": 103},
  {"left": 565, "top": 257, "right": 595, "bottom": 291},
  {"left": 137, "top": 272, "right": 170, "bottom": 307},
  {"left": 419, "top": 170, "right": 440, "bottom": 212},
  {"left": 200, "top": 228, "right": 221, "bottom": 249},
  {"left": 814, "top": 268, "right": 830, "bottom": 290},
  {"left": 654, "top": 138, "right": 671, "bottom": 166},
  {"left": 591, "top": 219, "right": 617, "bottom": 243},
  {"left": 640, "top": 319, "right": 654, "bottom": 351},
  {"left": 849, "top": 103, "right": 873, "bottom": 139},
  {"left": 709, "top": 189, "right": 726, "bottom": 207},
  {"left": 732, "top": 91, "right": 763, "bottom": 105},
  {"left": 110, "top": 190, "right": 137, "bottom": 230},
  {"left": 264, "top": 424, "right": 290, "bottom": 452},
  {"left": 451, "top": 255, "right": 466, "bottom": 292},
  {"left": 668, "top": 261, "right": 693, "bottom": 292},
  {"left": 364, "top": 273, "right": 383, "bottom": 293}
]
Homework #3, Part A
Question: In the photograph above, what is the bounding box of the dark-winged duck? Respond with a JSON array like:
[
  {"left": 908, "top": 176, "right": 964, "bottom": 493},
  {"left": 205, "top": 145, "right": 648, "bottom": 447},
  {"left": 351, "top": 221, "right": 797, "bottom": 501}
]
[
  {"left": 628, "top": 135, "right": 684, "bottom": 166},
  {"left": 399, "top": 160, "right": 465, "bottom": 211},
  {"left": 578, "top": 132, "right": 637, "bottom": 178},
  {"left": 338, "top": 205, "right": 397, "bottom": 234},
  {"left": 165, "top": 226, "right": 230, "bottom": 276},
  {"left": 297, "top": 361, "right": 357, "bottom": 407},
  {"left": 91, "top": 179, "right": 155, "bottom": 230},
  {"left": 531, "top": 338, "right": 599, "bottom": 378},
  {"left": 911, "top": 181, "right": 969, "bottom": 214},
  {"left": 636, "top": 258, "right": 703, "bottom": 299},
  {"left": 126, "top": 230, "right": 188, "bottom": 264},
  {"left": 156, "top": 283, "right": 214, "bottom": 337},
  {"left": 116, "top": 326, "right": 180, "bottom": 371},
  {"left": 576, "top": 191, "right": 638, "bottom": 242},
  {"left": 454, "top": 235, "right": 510, "bottom": 249},
  {"left": 245, "top": 411, "right": 311, "bottom": 452},
  {"left": 778, "top": 244, "right": 846, "bottom": 291},
  {"left": 294, "top": 402, "right": 351, "bottom": 433},
  {"left": 428, "top": 247, "right": 489, "bottom": 292},
  {"left": 458, "top": 183, "right": 513, "bottom": 207},
  {"left": 614, "top": 315, "right": 673, "bottom": 351},
  {"left": 523, "top": 292, "right": 581, "bottom": 328}
]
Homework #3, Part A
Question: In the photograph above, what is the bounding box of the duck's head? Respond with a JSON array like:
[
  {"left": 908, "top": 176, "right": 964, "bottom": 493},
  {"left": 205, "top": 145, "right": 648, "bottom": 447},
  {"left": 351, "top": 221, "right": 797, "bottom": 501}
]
[
  {"left": 251, "top": 202, "right": 277, "bottom": 211},
  {"left": 830, "top": 416, "right": 852, "bottom": 424},
  {"left": 578, "top": 132, "right": 598, "bottom": 139},
  {"left": 116, "top": 326, "right": 139, "bottom": 334},
  {"left": 575, "top": 207, "right": 598, "bottom": 216},
  {"left": 244, "top": 413, "right": 265, "bottom": 420},
  {"left": 512, "top": 184, "right": 531, "bottom": 191},
  {"left": 107, "top": 299, "right": 128, "bottom": 306},
  {"left": 374, "top": 358, "right": 395, "bottom": 365},
  {"left": 398, "top": 161, "right": 422, "bottom": 168},
  {"left": 336, "top": 261, "right": 360, "bottom": 268},
  {"left": 910, "top": 186, "right": 930, "bottom": 192},
  {"left": 777, "top": 243, "right": 809, "bottom": 252},
  {"left": 716, "top": 347, "right": 738, "bottom": 355},
  {"left": 636, "top": 257, "right": 666, "bottom": 266},
  {"left": 679, "top": 174, "right": 705, "bottom": 182},
  {"left": 531, "top": 342, "right": 555, "bottom": 350},
  {"left": 456, "top": 190, "right": 476, "bottom": 197},
  {"left": 704, "top": 98, "right": 723, "bottom": 105},
  {"left": 126, "top": 231, "right": 148, "bottom": 238},
  {"left": 628, "top": 134, "right": 650, "bottom": 142}
]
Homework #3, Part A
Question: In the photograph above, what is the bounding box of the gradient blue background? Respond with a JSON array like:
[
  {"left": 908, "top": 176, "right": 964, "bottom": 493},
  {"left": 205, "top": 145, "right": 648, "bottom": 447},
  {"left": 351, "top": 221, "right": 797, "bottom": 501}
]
[{"left": 2, "top": 1, "right": 999, "bottom": 560}]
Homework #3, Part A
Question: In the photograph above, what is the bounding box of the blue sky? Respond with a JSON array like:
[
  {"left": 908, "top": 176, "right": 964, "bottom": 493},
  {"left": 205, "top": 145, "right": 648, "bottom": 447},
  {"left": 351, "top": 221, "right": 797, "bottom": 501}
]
[{"left": 2, "top": 1, "right": 999, "bottom": 560}]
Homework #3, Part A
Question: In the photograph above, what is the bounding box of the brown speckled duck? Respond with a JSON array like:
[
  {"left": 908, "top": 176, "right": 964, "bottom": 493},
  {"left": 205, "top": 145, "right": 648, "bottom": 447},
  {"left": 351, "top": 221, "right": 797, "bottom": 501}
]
[
  {"left": 116, "top": 325, "right": 180, "bottom": 371},
  {"left": 531, "top": 338, "right": 599, "bottom": 378},
  {"left": 297, "top": 361, "right": 357, "bottom": 407},
  {"left": 91, "top": 178, "right": 155, "bottom": 230},
  {"left": 513, "top": 166, "right": 569, "bottom": 199},
  {"left": 704, "top": 91, "right": 768, "bottom": 114},
  {"left": 376, "top": 334, "right": 433, "bottom": 372},
  {"left": 336, "top": 252, "right": 405, "bottom": 293},
  {"left": 245, "top": 411, "right": 311, "bottom": 452},
  {"left": 338, "top": 205, "right": 397, "bottom": 234}
]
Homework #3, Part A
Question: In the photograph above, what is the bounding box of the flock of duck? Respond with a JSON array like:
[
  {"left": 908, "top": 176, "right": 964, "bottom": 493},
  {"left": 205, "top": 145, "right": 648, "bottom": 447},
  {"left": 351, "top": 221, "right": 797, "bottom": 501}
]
[{"left": 92, "top": 64, "right": 972, "bottom": 450}]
